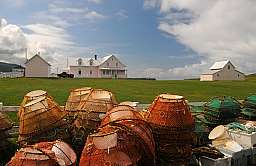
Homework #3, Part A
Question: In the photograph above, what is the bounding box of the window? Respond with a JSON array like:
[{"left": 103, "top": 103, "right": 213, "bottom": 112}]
[
  {"left": 107, "top": 62, "right": 109, "bottom": 67},
  {"left": 90, "top": 70, "right": 92, "bottom": 75},
  {"left": 89, "top": 59, "right": 93, "bottom": 66},
  {"left": 238, "top": 74, "right": 240, "bottom": 78},
  {"left": 103, "top": 70, "right": 105, "bottom": 75},
  {"left": 78, "top": 69, "right": 81, "bottom": 75},
  {"left": 228, "top": 65, "right": 230, "bottom": 70},
  {"left": 116, "top": 62, "right": 118, "bottom": 67},
  {"left": 217, "top": 73, "right": 219, "bottom": 77},
  {"left": 78, "top": 58, "right": 82, "bottom": 66}
]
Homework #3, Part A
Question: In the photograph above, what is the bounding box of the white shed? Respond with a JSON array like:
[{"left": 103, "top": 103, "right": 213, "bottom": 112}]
[
  {"left": 25, "top": 54, "right": 51, "bottom": 77},
  {"left": 200, "top": 60, "right": 245, "bottom": 81}
]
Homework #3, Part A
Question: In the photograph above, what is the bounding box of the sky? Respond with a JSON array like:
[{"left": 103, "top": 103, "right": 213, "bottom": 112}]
[{"left": 0, "top": 0, "right": 256, "bottom": 79}]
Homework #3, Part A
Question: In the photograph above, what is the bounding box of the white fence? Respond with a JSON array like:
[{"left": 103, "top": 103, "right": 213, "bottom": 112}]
[{"left": 0, "top": 72, "right": 24, "bottom": 78}]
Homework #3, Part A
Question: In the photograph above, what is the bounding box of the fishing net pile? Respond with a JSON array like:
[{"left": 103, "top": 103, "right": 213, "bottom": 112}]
[
  {"left": 204, "top": 96, "right": 241, "bottom": 127},
  {"left": 241, "top": 95, "right": 256, "bottom": 120},
  {"left": 146, "top": 94, "right": 195, "bottom": 166}
]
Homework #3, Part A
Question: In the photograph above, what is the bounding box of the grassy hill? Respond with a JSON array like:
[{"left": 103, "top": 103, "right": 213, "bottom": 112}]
[{"left": 0, "top": 76, "right": 256, "bottom": 106}]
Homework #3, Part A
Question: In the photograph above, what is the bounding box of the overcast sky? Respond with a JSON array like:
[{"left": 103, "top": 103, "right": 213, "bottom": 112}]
[{"left": 0, "top": 0, "right": 255, "bottom": 79}]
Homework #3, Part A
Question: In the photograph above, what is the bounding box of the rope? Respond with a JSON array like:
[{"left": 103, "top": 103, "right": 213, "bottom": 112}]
[{"left": 226, "top": 122, "right": 256, "bottom": 134}]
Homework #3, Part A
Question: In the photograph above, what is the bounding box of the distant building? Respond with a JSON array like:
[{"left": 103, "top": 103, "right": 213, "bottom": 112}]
[
  {"left": 200, "top": 60, "right": 245, "bottom": 81},
  {"left": 69, "top": 55, "right": 127, "bottom": 78},
  {"left": 0, "top": 62, "right": 25, "bottom": 78},
  {"left": 25, "top": 54, "right": 51, "bottom": 77}
]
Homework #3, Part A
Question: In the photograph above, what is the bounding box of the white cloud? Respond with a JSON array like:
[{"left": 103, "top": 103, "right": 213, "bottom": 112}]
[
  {"left": 84, "top": 11, "right": 106, "bottom": 21},
  {"left": 31, "top": 2, "right": 106, "bottom": 27},
  {"left": 144, "top": 0, "right": 256, "bottom": 78},
  {"left": 116, "top": 9, "right": 128, "bottom": 20},
  {"left": 0, "top": 18, "right": 27, "bottom": 63},
  {"left": 0, "top": 0, "right": 25, "bottom": 8},
  {"left": 0, "top": 18, "right": 93, "bottom": 73},
  {"left": 142, "top": 61, "right": 207, "bottom": 80},
  {"left": 87, "top": 0, "right": 103, "bottom": 4}
]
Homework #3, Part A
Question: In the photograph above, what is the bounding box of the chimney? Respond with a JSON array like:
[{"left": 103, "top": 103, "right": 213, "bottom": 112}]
[
  {"left": 24, "top": 48, "right": 28, "bottom": 62},
  {"left": 94, "top": 54, "right": 97, "bottom": 60}
]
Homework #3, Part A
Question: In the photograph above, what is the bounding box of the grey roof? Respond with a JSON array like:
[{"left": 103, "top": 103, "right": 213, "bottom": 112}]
[
  {"left": 25, "top": 54, "right": 51, "bottom": 66},
  {"left": 210, "top": 60, "right": 231, "bottom": 70},
  {"left": 70, "top": 55, "right": 126, "bottom": 67},
  {"left": 201, "top": 69, "right": 221, "bottom": 75}
]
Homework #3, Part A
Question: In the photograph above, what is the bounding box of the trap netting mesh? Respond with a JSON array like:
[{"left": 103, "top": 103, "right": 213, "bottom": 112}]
[
  {"left": 204, "top": 96, "right": 241, "bottom": 125},
  {"left": 18, "top": 94, "right": 71, "bottom": 146},
  {"left": 0, "top": 112, "right": 12, "bottom": 131},
  {"left": 146, "top": 94, "right": 194, "bottom": 166},
  {"left": 79, "top": 105, "right": 155, "bottom": 166},
  {"left": 7, "top": 140, "right": 77, "bottom": 166},
  {"left": 241, "top": 95, "right": 256, "bottom": 120}
]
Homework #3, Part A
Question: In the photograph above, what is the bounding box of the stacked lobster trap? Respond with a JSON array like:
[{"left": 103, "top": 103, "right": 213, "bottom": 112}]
[
  {"left": 7, "top": 140, "right": 77, "bottom": 166},
  {"left": 65, "top": 88, "right": 118, "bottom": 156},
  {"left": 18, "top": 90, "right": 71, "bottom": 146},
  {"left": 79, "top": 105, "right": 155, "bottom": 166},
  {"left": 146, "top": 94, "right": 195, "bottom": 166},
  {"left": 203, "top": 96, "right": 241, "bottom": 128},
  {"left": 0, "top": 112, "right": 13, "bottom": 150},
  {"left": 241, "top": 95, "right": 256, "bottom": 120}
]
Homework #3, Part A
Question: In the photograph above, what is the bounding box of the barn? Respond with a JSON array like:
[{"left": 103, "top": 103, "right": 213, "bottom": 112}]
[
  {"left": 25, "top": 54, "right": 51, "bottom": 78},
  {"left": 200, "top": 60, "right": 245, "bottom": 81}
]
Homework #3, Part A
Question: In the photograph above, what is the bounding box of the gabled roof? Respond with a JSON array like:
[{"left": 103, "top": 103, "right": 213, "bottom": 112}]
[
  {"left": 201, "top": 69, "right": 221, "bottom": 75},
  {"left": 100, "top": 54, "right": 127, "bottom": 67},
  {"left": 210, "top": 60, "right": 231, "bottom": 70},
  {"left": 70, "top": 55, "right": 126, "bottom": 67},
  {"left": 101, "top": 55, "right": 112, "bottom": 64},
  {"left": 25, "top": 54, "right": 51, "bottom": 66}
]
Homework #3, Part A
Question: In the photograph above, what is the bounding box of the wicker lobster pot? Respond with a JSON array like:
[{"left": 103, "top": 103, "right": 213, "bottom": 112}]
[
  {"left": 65, "top": 87, "right": 92, "bottom": 115},
  {"left": 0, "top": 112, "right": 12, "bottom": 132},
  {"left": 7, "top": 140, "right": 77, "bottom": 166},
  {"left": 18, "top": 90, "right": 48, "bottom": 119},
  {"left": 18, "top": 96, "right": 70, "bottom": 146},
  {"left": 80, "top": 125, "right": 153, "bottom": 166},
  {"left": 79, "top": 105, "right": 156, "bottom": 166},
  {"left": 75, "top": 89, "right": 118, "bottom": 129},
  {"left": 101, "top": 105, "right": 155, "bottom": 157},
  {"left": 6, "top": 146, "right": 58, "bottom": 166},
  {"left": 0, "top": 112, "right": 13, "bottom": 151},
  {"left": 70, "top": 89, "right": 118, "bottom": 158},
  {"left": 146, "top": 94, "right": 194, "bottom": 166}
]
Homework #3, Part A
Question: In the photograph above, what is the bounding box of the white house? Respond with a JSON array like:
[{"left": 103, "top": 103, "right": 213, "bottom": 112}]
[
  {"left": 200, "top": 60, "right": 245, "bottom": 81},
  {"left": 69, "top": 55, "right": 127, "bottom": 78},
  {"left": 25, "top": 54, "right": 51, "bottom": 77}
]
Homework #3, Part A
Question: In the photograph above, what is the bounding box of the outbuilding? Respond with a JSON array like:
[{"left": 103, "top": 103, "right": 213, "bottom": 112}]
[
  {"left": 25, "top": 54, "right": 51, "bottom": 77},
  {"left": 200, "top": 60, "right": 245, "bottom": 81}
]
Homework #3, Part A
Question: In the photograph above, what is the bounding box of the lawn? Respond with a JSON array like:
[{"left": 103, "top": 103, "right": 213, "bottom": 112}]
[{"left": 0, "top": 76, "right": 256, "bottom": 106}]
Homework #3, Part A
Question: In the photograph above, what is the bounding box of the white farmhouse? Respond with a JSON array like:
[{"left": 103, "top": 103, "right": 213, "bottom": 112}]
[
  {"left": 25, "top": 54, "right": 51, "bottom": 77},
  {"left": 69, "top": 55, "right": 127, "bottom": 78},
  {"left": 200, "top": 60, "right": 245, "bottom": 81}
]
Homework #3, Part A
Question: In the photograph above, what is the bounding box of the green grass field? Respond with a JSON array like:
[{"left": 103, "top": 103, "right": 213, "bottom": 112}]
[{"left": 0, "top": 76, "right": 256, "bottom": 106}]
